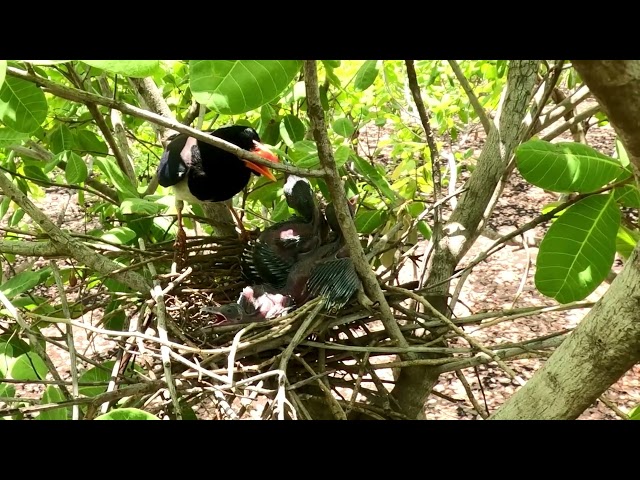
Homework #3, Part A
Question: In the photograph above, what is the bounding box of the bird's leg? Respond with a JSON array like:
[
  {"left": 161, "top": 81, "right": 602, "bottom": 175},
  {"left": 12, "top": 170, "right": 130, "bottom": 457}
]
[
  {"left": 227, "top": 203, "right": 250, "bottom": 242},
  {"left": 174, "top": 199, "right": 188, "bottom": 270}
]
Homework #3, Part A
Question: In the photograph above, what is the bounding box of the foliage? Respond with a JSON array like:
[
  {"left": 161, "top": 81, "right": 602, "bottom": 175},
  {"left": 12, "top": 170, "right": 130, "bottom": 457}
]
[{"left": 0, "top": 59, "right": 636, "bottom": 419}]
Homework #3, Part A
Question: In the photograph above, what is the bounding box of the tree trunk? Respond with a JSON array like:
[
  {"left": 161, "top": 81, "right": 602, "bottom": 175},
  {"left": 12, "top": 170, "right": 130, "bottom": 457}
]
[
  {"left": 390, "top": 61, "right": 540, "bottom": 419},
  {"left": 491, "top": 60, "right": 640, "bottom": 419}
]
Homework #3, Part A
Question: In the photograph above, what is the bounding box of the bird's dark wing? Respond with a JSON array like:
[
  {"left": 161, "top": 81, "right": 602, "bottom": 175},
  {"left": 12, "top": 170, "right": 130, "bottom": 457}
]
[
  {"left": 306, "top": 257, "right": 361, "bottom": 312},
  {"left": 241, "top": 241, "right": 294, "bottom": 289},
  {"left": 157, "top": 134, "right": 194, "bottom": 187}
]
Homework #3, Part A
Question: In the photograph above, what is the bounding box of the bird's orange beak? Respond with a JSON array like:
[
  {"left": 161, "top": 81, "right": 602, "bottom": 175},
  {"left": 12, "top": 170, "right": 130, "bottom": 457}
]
[{"left": 244, "top": 140, "right": 279, "bottom": 182}]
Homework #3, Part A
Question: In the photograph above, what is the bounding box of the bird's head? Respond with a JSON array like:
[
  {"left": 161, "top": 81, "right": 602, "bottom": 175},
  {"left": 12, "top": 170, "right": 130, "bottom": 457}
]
[
  {"left": 213, "top": 125, "right": 280, "bottom": 182},
  {"left": 201, "top": 303, "right": 244, "bottom": 325}
]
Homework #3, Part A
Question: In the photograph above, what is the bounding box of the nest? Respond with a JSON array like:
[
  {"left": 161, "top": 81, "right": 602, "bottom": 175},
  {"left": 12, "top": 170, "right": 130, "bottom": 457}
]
[{"left": 134, "top": 232, "right": 415, "bottom": 420}]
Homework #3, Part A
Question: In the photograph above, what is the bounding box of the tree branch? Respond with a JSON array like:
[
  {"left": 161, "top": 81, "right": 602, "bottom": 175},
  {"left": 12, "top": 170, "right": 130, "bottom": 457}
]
[
  {"left": 6, "top": 66, "right": 324, "bottom": 179},
  {"left": 0, "top": 171, "right": 151, "bottom": 294},
  {"left": 303, "top": 60, "right": 410, "bottom": 354}
]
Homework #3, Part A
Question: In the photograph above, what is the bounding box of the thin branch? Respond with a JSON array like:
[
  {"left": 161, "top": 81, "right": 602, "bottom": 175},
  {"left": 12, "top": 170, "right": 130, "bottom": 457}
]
[
  {"left": 303, "top": 60, "right": 411, "bottom": 355},
  {"left": 49, "top": 261, "right": 80, "bottom": 420},
  {"left": 541, "top": 105, "right": 600, "bottom": 141},
  {"left": 6, "top": 66, "right": 325, "bottom": 179},
  {"left": 448, "top": 60, "right": 491, "bottom": 133},
  {"left": 0, "top": 170, "right": 151, "bottom": 294}
]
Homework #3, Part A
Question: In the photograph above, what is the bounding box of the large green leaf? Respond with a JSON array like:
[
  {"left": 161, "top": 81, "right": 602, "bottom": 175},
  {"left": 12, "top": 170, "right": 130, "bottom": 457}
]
[
  {"left": 333, "top": 117, "right": 355, "bottom": 138},
  {"left": 78, "top": 362, "right": 114, "bottom": 397},
  {"left": 80, "top": 61, "right": 160, "bottom": 78},
  {"left": 49, "top": 124, "right": 74, "bottom": 154},
  {"left": 613, "top": 184, "right": 640, "bottom": 208},
  {"left": 354, "top": 60, "right": 380, "bottom": 91},
  {"left": 190, "top": 60, "right": 302, "bottom": 115},
  {"left": 37, "top": 386, "right": 69, "bottom": 420},
  {"left": 0, "top": 127, "right": 29, "bottom": 147},
  {"left": 0, "top": 76, "right": 48, "bottom": 133},
  {"left": 516, "top": 140, "right": 624, "bottom": 194},
  {"left": 94, "top": 157, "right": 139, "bottom": 200},
  {"left": 101, "top": 226, "right": 136, "bottom": 245},
  {"left": 120, "top": 198, "right": 166, "bottom": 216},
  {"left": 279, "top": 115, "right": 305, "bottom": 148},
  {"left": 535, "top": 193, "right": 621, "bottom": 303},
  {"left": 0, "top": 60, "right": 6, "bottom": 89},
  {"left": 63, "top": 151, "right": 88, "bottom": 184},
  {"left": 0, "top": 268, "right": 51, "bottom": 300},
  {"left": 10, "top": 352, "right": 48, "bottom": 380},
  {"left": 352, "top": 155, "right": 399, "bottom": 204},
  {"left": 76, "top": 129, "right": 108, "bottom": 156},
  {"left": 95, "top": 407, "right": 159, "bottom": 420},
  {"left": 629, "top": 404, "right": 640, "bottom": 420},
  {"left": 355, "top": 210, "right": 386, "bottom": 234}
]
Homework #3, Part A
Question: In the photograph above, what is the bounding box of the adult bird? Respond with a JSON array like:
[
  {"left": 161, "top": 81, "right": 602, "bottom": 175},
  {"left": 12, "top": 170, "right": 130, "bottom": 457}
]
[
  {"left": 240, "top": 175, "right": 330, "bottom": 289},
  {"left": 157, "top": 125, "right": 280, "bottom": 260}
]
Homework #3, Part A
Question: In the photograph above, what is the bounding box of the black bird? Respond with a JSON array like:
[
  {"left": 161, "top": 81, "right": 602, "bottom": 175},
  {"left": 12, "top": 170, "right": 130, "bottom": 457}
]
[
  {"left": 240, "top": 175, "right": 330, "bottom": 288},
  {"left": 157, "top": 125, "right": 280, "bottom": 258}
]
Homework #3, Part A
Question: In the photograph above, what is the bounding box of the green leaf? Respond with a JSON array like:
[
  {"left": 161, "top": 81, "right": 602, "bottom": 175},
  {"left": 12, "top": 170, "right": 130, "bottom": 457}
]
[
  {"left": 0, "top": 60, "right": 6, "bottom": 88},
  {"left": 516, "top": 140, "right": 624, "bottom": 193},
  {"left": 121, "top": 198, "right": 166, "bottom": 216},
  {"left": 321, "top": 60, "right": 341, "bottom": 69},
  {"left": 190, "top": 60, "right": 302, "bottom": 115},
  {"left": 101, "top": 226, "right": 137, "bottom": 245},
  {"left": 535, "top": 193, "right": 621, "bottom": 303},
  {"left": 334, "top": 146, "right": 351, "bottom": 168},
  {"left": 615, "top": 225, "right": 640, "bottom": 260},
  {"left": 37, "top": 386, "right": 69, "bottom": 420},
  {"left": 279, "top": 115, "right": 305, "bottom": 148},
  {"left": 355, "top": 210, "right": 386, "bottom": 234},
  {"left": 0, "top": 127, "right": 29, "bottom": 147},
  {"left": 354, "top": 60, "right": 380, "bottom": 91},
  {"left": 63, "top": 151, "right": 88, "bottom": 184},
  {"left": 23, "top": 165, "right": 50, "bottom": 184},
  {"left": 78, "top": 362, "right": 115, "bottom": 397},
  {"left": 94, "top": 157, "right": 139, "bottom": 200},
  {"left": 0, "top": 342, "right": 13, "bottom": 376},
  {"left": 49, "top": 124, "right": 74, "bottom": 154},
  {"left": 0, "top": 76, "right": 48, "bottom": 133},
  {"left": 10, "top": 352, "right": 48, "bottom": 380},
  {"left": 95, "top": 407, "right": 160, "bottom": 420},
  {"left": 613, "top": 184, "right": 640, "bottom": 208},
  {"left": 417, "top": 220, "right": 432, "bottom": 240},
  {"left": 289, "top": 140, "right": 319, "bottom": 169},
  {"left": 352, "top": 155, "right": 399, "bottom": 203},
  {"left": 76, "top": 129, "right": 108, "bottom": 155},
  {"left": 332, "top": 117, "right": 355, "bottom": 138},
  {"left": 0, "top": 268, "right": 50, "bottom": 300},
  {"left": 628, "top": 404, "right": 640, "bottom": 420},
  {"left": 80, "top": 61, "right": 160, "bottom": 78},
  {"left": 0, "top": 383, "right": 15, "bottom": 398}
]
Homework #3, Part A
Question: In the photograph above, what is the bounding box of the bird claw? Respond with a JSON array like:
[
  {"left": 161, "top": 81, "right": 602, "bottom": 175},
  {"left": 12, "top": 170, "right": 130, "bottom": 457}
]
[{"left": 173, "top": 227, "right": 188, "bottom": 270}]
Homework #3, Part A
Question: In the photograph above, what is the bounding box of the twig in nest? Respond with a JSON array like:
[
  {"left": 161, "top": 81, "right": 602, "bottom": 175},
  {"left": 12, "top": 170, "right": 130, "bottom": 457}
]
[{"left": 455, "top": 370, "right": 488, "bottom": 419}]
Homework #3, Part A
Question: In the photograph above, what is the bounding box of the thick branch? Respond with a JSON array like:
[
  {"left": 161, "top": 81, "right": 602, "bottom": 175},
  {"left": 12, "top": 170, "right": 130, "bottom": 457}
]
[
  {"left": 0, "top": 239, "right": 64, "bottom": 257},
  {"left": 0, "top": 172, "right": 151, "bottom": 294},
  {"left": 303, "top": 60, "right": 410, "bottom": 353},
  {"left": 6, "top": 66, "right": 323, "bottom": 179},
  {"left": 129, "top": 77, "right": 176, "bottom": 143}
]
